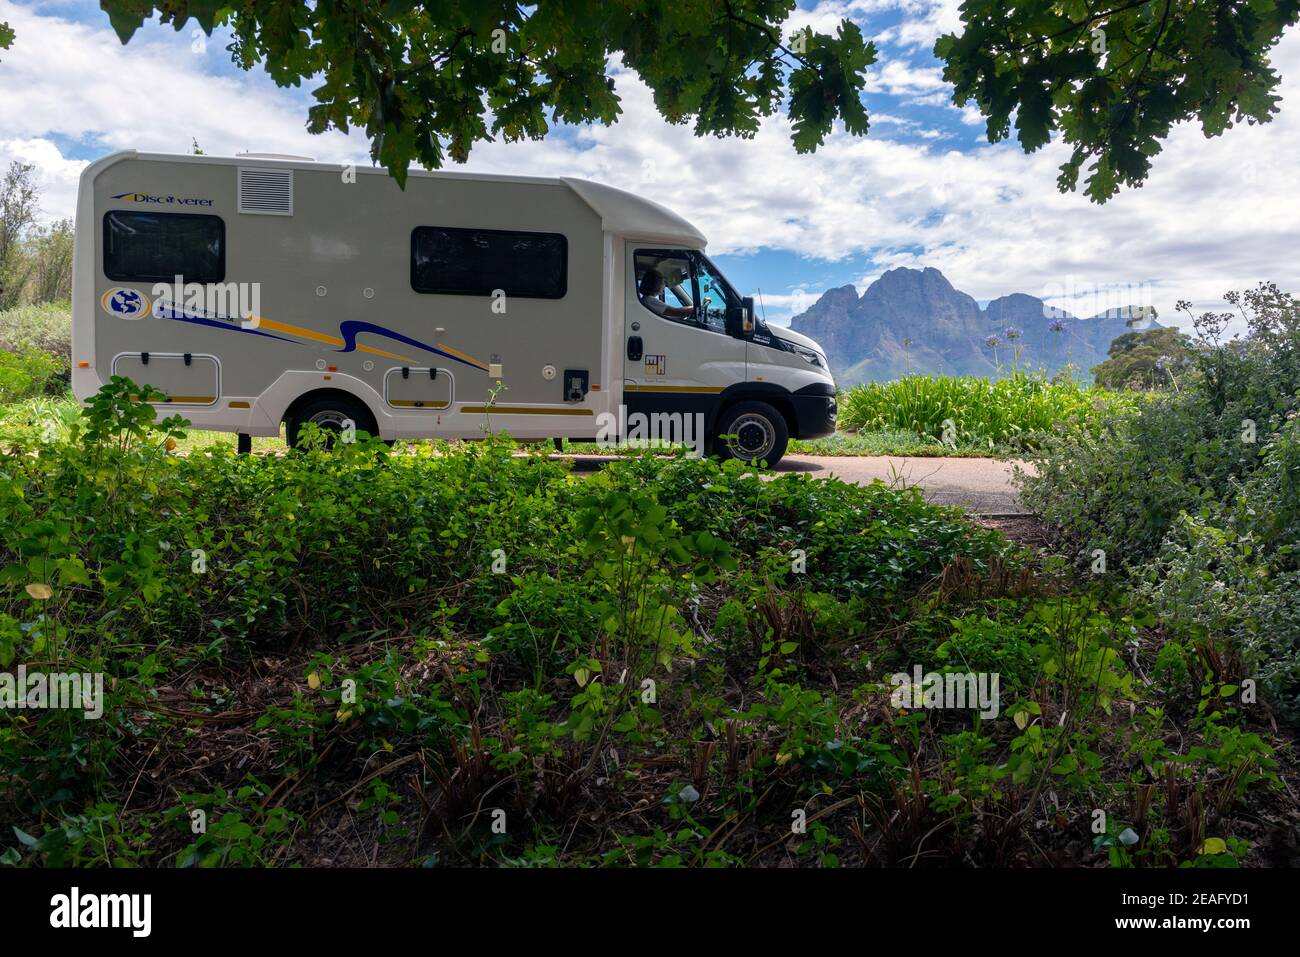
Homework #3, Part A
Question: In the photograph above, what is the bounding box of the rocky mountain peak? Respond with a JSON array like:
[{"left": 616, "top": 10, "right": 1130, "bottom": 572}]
[{"left": 787, "top": 267, "right": 1158, "bottom": 385}]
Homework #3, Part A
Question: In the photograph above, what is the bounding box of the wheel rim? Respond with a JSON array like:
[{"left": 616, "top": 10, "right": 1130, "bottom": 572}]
[
  {"left": 727, "top": 413, "right": 775, "bottom": 460},
  {"left": 307, "top": 409, "right": 350, "bottom": 433}
]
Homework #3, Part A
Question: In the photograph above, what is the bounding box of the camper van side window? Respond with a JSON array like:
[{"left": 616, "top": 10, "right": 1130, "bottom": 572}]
[
  {"left": 103, "top": 211, "right": 225, "bottom": 284},
  {"left": 411, "top": 227, "right": 567, "bottom": 299}
]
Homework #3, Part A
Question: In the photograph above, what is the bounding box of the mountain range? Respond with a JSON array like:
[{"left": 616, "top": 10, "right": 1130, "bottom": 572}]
[{"left": 787, "top": 267, "right": 1158, "bottom": 385}]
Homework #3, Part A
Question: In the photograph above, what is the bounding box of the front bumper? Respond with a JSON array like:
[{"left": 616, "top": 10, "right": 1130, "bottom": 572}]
[{"left": 790, "top": 384, "right": 837, "bottom": 439}]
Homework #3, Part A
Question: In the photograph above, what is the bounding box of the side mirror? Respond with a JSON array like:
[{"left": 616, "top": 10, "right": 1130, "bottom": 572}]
[{"left": 742, "top": 296, "right": 755, "bottom": 334}]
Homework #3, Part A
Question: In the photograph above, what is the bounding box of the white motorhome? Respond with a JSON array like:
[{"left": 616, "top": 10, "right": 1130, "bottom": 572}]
[{"left": 72, "top": 151, "right": 836, "bottom": 464}]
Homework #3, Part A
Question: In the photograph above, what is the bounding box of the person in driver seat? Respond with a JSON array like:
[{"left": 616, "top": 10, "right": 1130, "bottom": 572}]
[{"left": 638, "top": 269, "right": 695, "bottom": 320}]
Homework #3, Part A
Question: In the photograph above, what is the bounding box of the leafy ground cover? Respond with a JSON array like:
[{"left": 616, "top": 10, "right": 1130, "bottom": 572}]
[{"left": 0, "top": 377, "right": 1292, "bottom": 867}]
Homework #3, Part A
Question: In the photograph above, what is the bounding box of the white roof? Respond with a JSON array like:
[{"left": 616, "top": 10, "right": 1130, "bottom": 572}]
[
  {"left": 87, "top": 151, "right": 707, "bottom": 247},
  {"left": 562, "top": 177, "right": 706, "bottom": 246}
]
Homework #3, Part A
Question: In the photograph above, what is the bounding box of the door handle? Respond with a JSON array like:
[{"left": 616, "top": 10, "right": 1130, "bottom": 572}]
[{"left": 627, "top": 335, "right": 643, "bottom": 361}]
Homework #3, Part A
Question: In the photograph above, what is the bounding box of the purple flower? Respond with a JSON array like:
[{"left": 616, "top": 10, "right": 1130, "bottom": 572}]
[
  {"left": 984, "top": 335, "right": 999, "bottom": 349},
  {"left": 1003, "top": 326, "right": 1022, "bottom": 341},
  {"left": 1048, "top": 319, "right": 1066, "bottom": 334}
]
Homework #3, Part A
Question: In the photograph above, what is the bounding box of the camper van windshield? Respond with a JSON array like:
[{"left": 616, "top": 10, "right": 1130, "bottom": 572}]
[{"left": 693, "top": 255, "right": 738, "bottom": 335}]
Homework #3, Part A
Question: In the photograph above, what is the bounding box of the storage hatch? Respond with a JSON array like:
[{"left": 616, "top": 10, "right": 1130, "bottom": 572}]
[
  {"left": 385, "top": 366, "right": 453, "bottom": 409},
  {"left": 112, "top": 352, "right": 220, "bottom": 406}
]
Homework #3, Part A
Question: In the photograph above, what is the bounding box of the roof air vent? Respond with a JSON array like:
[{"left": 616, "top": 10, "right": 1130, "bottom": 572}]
[{"left": 238, "top": 167, "right": 293, "bottom": 216}]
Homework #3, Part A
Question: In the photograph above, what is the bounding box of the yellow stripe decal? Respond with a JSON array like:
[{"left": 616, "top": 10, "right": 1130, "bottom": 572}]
[
  {"left": 435, "top": 343, "right": 488, "bottom": 371},
  {"left": 358, "top": 343, "right": 418, "bottom": 362},
  {"left": 228, "top": 400, "right": 251, "bottom": 409},
  {"left": 200, "top": 313, "right": 490, "bottom": 373},
  {"left": 624, "top": 384, "right": 724, "bottom": 394},
  {"left": 255, "top": 317, "right": 345, "bottom": 347},
  {"left": 458, "top": 406, "right": 593, "bottom": 416}
]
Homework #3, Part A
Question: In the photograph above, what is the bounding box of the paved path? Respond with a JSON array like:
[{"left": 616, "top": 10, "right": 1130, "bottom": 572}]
[
  {"left": 561, "top": 454, "right": 1032, "bottom": 514},
  {"left": 773, "top": 455, "right": 1031, "bottom": 514}
]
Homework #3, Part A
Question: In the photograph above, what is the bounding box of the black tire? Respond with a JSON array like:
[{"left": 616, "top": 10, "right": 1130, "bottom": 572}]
[
  {"left": 285, "top": 393, "right": 378, "bottom": 449},
  {"left": 714, "top": 400, "right": 789, "bottom": 466}
]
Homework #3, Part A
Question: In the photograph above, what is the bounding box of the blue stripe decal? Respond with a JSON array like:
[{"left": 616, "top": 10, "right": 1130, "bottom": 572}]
[
  {"left": 336, "top": 320, "right": 486, "bottom": 371},
  {"left": 162, "top": 311, "right": 296, "bottom": 343},
  {"left": 154, "top": 308, "right": 480, "bottom": 368}
]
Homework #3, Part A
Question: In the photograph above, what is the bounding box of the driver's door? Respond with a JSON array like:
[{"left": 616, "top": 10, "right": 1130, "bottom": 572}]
[{"left": 623, "top": 246, "right": 747, "bottom": 404}]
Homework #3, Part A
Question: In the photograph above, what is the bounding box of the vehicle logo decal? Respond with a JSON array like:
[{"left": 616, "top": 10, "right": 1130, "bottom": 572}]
[
  {"left": 110, "top": 191, "right": 215, "bottom": 207},
  {"left": 100, "top": 287, "right": 152, "bottom": 319}
]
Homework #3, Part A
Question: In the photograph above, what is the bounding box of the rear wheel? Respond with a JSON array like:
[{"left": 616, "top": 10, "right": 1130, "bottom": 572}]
[
  {"left": 286, "top": 394, "right": 378, "bottom": 449},
  {"left": 714, "top": 400, "right": 789, "bottom": 466}
]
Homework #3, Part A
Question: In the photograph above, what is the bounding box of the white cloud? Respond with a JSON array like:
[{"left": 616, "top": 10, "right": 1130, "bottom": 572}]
[
  {"left": 0, "top": 0, "right": 365, "bottom": 171},
  {"left": 864, "top": 58, "right": 948, "bottom": 96},
  {"left": 874, "top": 0, "right": 963, "bottom": 49},
  {"left": 0, "top": 137, "right": 86, "bottom": 221}
]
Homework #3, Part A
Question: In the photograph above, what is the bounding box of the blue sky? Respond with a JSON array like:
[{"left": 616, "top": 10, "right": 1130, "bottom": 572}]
[{"left": 4, "top": 0, "right": 1300, "bottom": 329}]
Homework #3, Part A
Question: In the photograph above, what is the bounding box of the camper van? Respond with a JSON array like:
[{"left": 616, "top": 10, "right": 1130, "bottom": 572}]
[{"left": 72, "top": 151, "right": 836, "bottom": 465}]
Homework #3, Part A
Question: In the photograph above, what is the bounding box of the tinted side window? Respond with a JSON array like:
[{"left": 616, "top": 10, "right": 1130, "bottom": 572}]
[
  {"left": 634, "top": 250, "right": 694, "bottom": 320},
  {"left": 411, "top": 227, "right": 567, "bottom": 298},
  {"left": 103, "top": 211, "right": 225, "bottom": 284}
]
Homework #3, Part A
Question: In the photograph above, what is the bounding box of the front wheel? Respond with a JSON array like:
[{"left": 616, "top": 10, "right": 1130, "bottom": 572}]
[{"left": 713, "top": 401, "right": 789, "bottom": 466}]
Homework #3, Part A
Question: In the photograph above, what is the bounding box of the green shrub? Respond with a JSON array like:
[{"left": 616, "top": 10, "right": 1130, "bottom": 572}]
[
  {"left": 0, "top": 393, "right": 80, "bottom": 446},
  {"left": 934, "top": 607, "right": 1039, "bottom": 693},
  {"left": 0, "top": 300, "right": 70, "bottom": 403},
  {"left": 1021, "top": 283, "right": 1300, "bottom": 720},
  {"left": 1021, "top": 289, "right": 1300, "bottom": 566},
  {"left": 0, "top": 300, "right": 71, "bottom": 362},
  {"left": 1136, "top": 513, "right": 1300, "bottom": 722},
  {"left": 489, "top": 575, "right": 604, "bottom": 684},
  {"left": 0, "top": 346, "right": 62, "bottom": 403},
  {"left": 1091, "top": 327, "right": 1198, "bottom": 391}
]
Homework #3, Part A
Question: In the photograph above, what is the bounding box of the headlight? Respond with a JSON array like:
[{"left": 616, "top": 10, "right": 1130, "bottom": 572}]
[{"left": 793, "top": 345, "right": 825, "bottom": 368}]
